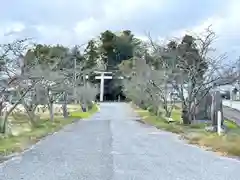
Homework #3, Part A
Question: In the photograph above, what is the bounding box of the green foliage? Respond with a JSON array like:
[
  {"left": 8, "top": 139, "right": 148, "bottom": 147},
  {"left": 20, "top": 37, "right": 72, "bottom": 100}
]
[
  {"left": 100, "top": 30, "right": 116, "bottom": 52},
  {"left": 24, "top": 44, "right": 69, "bottom": 66},
  {"left": 166, "top": 34, "right": 208, "bottom": 78},
  {"left": 83, "top": 40, "right": 99, "bottom": 69},
  {"left": 98, "top": 30, "right": 141, "bottom": 70}
]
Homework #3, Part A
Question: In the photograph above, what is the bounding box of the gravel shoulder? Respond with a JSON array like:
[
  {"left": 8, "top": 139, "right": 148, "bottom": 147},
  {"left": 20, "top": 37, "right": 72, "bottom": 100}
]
[{"left": 1, "top": 103, "right": 240, "bottom": 180}]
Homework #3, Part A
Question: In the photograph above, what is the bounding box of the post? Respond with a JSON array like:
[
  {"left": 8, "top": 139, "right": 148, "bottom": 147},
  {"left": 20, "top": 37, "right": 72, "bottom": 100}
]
[
  {"left": 100, "top": 73, "right": 104, "bottom": 102},
  {"left": 62, "top": 92, "right": 68, "bottom": 118},
  {"left": 230, "top": 97, "right": 232, "bottom": 108},
  {"left": 73, "top": 56, "right": 77, "bottom": 104},
  {"left": 217, "top": 110, "right": 222, "bottom": 135}
]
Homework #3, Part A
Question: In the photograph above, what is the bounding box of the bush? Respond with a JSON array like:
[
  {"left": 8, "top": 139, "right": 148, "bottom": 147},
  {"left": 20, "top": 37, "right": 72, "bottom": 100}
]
[{"left": 147, "top": 106, "right": 155, "bottom": 113}]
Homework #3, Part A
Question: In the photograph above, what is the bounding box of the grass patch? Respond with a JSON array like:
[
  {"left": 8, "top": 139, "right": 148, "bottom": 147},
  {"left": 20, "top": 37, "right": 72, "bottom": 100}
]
[
  {"left": 0, "top": 103, "right": 99, "bottom": 157},
  {"left": 224, "top": 120, "right": 239, "bottom": 129},
  {"left": 135, "top": 107, "right": 185, "bottom": 133},
  {"left": 133, "top": 105, "right": 240, "bottom": 157},
  {"left": 69, "top": 103, "right": 99, "bottom": 119},
  {"left": 171, "top": 109, "right": 182, "bottom": 121}
]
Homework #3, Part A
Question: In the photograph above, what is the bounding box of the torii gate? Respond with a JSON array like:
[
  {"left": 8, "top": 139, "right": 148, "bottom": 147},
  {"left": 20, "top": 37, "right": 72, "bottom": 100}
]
[{"left": 94, "top": 71, "right": 123, "bottom": 102}]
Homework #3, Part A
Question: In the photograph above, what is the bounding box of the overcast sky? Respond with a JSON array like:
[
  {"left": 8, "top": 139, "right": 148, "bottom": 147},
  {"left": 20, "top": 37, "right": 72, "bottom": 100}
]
[{"left": 0, "top": 0, "right": 239, "bottom": 60}]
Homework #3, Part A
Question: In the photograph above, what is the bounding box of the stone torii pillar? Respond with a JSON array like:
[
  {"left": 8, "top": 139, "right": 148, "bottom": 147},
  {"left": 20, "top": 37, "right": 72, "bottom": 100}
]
[{"left": 95, "top": 71, "right": 113, "bottom": 102}]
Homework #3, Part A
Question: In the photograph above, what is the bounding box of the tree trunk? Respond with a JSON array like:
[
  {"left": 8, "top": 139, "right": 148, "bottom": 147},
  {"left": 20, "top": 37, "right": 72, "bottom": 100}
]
[
  {"left": 191, "top": 103, "right": 197, "bottom": 123},
  {"left": 156, "top": 105, "right": 162, "bottom": 117},
  {"left": 0, "top": 99, "right": 26, "bottom": 133},
  {"left": 181, "top": 105, "right": 191, "bottom": 125},
  {"left": 1, "top": 113, "right": 9, "bottom": 134},
  {"left": 163, "top": 102, "right": 172, "bottom": 118},
  {"left": 62, "top": 92, "right": 68, "bottom": 118},
  {"left": 23, "top": 102, "right": 38, "bottom": 127},
  {"left": 26, "top": 108, "right": 38, "bottom": 127},
  {"left": 48, "top": 102, "right": 54, "bottom": 121},
  {"left": 0, "top": 103, "right": 3, "bottom": 128},
  {"left": 0, "top": 107, "right": 12, "bottom": 134},
  {"left": 62, "top": 104, "right": 68, "bottom": 118},
  {"left": 81, "top": 101, "right": 87, "bottom": 112},
  {"left": 165, "top": 110, "right": 171, "bottom": 118},
  {"left": 0, "top": 110, "right": 7, "bottom": 133},
  {"left": 0, "top": 85, "right": 35, "bottom": 133},
  {"left": 0, "top": 102, "right": 3, "bottom": 117}
]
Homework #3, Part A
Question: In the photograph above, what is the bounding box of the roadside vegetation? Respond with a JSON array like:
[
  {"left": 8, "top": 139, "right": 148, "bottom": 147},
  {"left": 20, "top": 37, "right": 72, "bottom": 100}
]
[
  {"left": 0, "top": 104, "right": 98, "bottom": 156},
  {"left": 133, "top": 103, "right": 240, "bottom": 157},
  {"left": 117, "top": 26, "right": 240, "bottom": 157},
  {"left": 0, "top": 38, "right": 100, "bottom": 159}
]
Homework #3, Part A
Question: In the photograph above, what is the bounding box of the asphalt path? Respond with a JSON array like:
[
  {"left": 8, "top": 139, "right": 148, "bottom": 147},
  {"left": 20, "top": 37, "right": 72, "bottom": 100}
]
[{"left": 0, "top": 103, "right": 240, "bottom": 180}]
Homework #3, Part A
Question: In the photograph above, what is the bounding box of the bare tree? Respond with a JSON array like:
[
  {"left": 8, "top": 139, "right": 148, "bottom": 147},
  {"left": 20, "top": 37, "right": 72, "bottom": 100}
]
[
  {"left": 75, "top": 82, "right": 98, "bottom": 111},
  {"left": 0, "top": 39, "right": 39, "bottom": 133},
  {"left": 121, "top": 54, "right": 176, "bottom": 118},
  {"left": 121, "top": 27, "right": 239, "bottom": 125},
  {"left": 166, "top": 27, "right": 238, "bottom": 124},
  {"left": 20, "top": 81, "right": 45, "bottom": 126}
]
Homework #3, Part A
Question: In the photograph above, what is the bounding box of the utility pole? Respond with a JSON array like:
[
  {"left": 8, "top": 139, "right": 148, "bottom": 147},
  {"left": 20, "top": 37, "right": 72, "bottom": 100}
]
[
  {"left": 238, "top": 57, "right": 240, "bottom": 87},
  {"left": 73, "top": 54, "right": 77, "bottom": 104},
  {"left": 236, "top": 56, "right": 240, "bottom": 100}
]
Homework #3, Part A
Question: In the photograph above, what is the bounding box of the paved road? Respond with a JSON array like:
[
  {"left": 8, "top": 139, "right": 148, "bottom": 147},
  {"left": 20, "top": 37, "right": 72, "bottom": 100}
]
[
  {"left": 223, "top": 106, "right": 240, "bottom": 125},
  {"left": 223, "top": 100, "right": 240, "bottom": 111},
  {"left": 1, "top": 103, "right": 240, "bottom": 180},
  {"left": 222, "top": 100, "right": 240, "bottom": 125}
]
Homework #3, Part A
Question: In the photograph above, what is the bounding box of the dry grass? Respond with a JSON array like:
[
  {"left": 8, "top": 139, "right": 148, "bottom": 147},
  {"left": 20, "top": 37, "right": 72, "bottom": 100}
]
[
  {"left": 0, "top": 104, "right": 99, "bottom": 156},
  {"left": 133, "top": 105, "right": 240, "bottom": 157},
  {"left": 185, "top": 131, "right": 240, "bottom": 156}
]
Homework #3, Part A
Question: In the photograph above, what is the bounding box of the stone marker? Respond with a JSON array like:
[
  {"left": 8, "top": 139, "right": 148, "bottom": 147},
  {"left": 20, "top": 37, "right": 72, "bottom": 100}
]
[
  {"left": 231, "top": 88, "right": 238, "bottom": 100},
  {"left": 205, "top": 91, "right": 226, "bottom": 133},
  {"left": 195, "top": 93, "right": 212, "bottom": 122},
  {"left": 211, "top": 91, "right": 223, "bottom": 126}
]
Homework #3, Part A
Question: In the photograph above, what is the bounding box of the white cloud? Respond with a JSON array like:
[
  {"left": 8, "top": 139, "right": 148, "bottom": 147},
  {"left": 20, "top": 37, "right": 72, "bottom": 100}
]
[
  {"left": 0, "top": 22, "right": 26, "bottom": 42},
  {"left": 0, "top": 0, "right": 238, "bottom": 62},
  {"left": 151, "top": 0, "right": 240, "bottom": 59},
  {"left": 0, "top": 22, "right": 25, "bottom": 35},
  {"left": 103, "top": 0, "right": 164, "bottom": 21},
  {"left": 32, "top": 25, "right": 77, "bottom": 46},
  {"left": 191, "top": 0, "right": 240, "bottom": 58},
  {"left": 74, "top": 18, "right": 101, "bottom": 42},
  {"left": 73, "top": 0, "right": 165, "bottom": 43}
]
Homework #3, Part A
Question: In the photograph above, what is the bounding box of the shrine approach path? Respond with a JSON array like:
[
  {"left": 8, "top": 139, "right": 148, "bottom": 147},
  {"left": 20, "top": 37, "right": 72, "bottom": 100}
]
[{"left": 1, "top": 103, "right": 240, "bottom": 180}]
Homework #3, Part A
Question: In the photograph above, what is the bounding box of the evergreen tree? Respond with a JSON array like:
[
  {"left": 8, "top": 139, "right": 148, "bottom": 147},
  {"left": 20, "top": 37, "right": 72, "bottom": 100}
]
[{"left": 83, "top": 40, "right": 99, "bottom": 69}]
